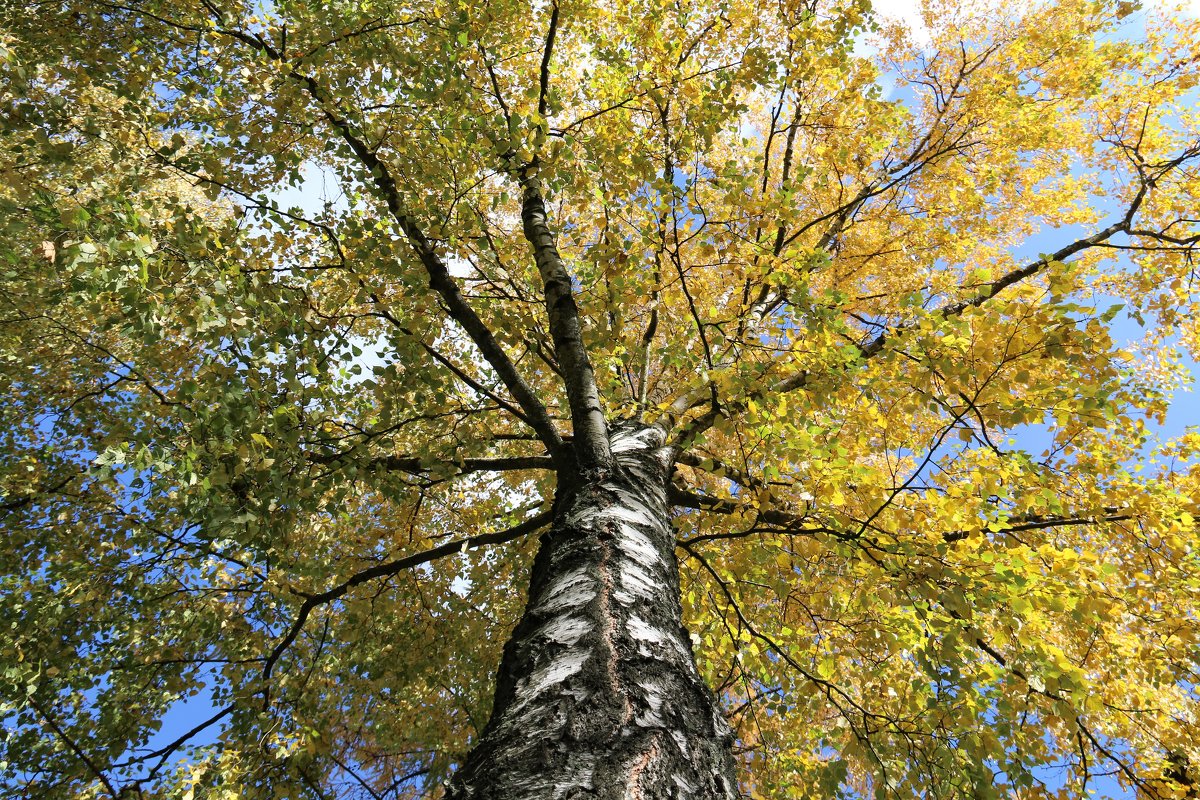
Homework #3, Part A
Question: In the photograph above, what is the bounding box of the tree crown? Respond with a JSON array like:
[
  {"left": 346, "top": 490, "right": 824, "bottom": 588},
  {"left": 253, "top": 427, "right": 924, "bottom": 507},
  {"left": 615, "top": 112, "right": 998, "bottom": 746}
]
[{"left": 1, "top": 0, "right": 1198, "bottom": 796}]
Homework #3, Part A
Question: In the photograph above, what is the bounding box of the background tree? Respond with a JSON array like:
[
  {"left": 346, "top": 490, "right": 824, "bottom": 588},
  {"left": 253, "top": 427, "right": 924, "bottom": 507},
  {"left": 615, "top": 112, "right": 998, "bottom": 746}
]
[{"left": 1, "top": 0, "right": 1198, "bottom": 797}]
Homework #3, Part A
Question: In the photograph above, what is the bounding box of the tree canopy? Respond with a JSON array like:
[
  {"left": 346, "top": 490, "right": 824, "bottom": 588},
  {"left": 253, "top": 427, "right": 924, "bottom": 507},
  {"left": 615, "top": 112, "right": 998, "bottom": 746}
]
[{"left": 1, "top": 0, "right": 1199, "bottom": 797}]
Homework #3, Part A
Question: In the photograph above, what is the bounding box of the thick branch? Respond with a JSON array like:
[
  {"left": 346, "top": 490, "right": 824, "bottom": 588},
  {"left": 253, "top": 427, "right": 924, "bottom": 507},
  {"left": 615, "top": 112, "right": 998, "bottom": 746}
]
[
  {"left": 213, "top": 24, "right": 568, "bottom": 467},
  {"left": 536, "top": 1, "right": 559, "bottom": 120},
  {"left": 519, "top": 180, "right": 611, "bottom": 472}
]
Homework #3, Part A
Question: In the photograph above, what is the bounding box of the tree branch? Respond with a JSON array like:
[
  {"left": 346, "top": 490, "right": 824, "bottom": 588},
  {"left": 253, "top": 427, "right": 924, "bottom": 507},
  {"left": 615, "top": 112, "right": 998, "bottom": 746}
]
[
  {"left": 519, "top": 179, "right": 612, "bottom": 472},
  {"left": 668, "top": 168, "right": 1173, "bottom": 447},
  {"left": 211, "top": 23, "right": 569, "bottom": 468},
  {"left": 27, "top": 696, "right": 120, "bottom": 797},
  {"left": 259, "top": 508, "right": 553, "bottom": 706},
  {"left": 308, "top": 452, "right": 555, "bottom": 476},
  {"left": 672, "top": 483, "right": 1133, "bottom": 547},
  {"left": 0, "top": 475, "right": 75, "bottom": 513},
  {"left": 537, "top": 1, "right": 560, "bottom": 120}
]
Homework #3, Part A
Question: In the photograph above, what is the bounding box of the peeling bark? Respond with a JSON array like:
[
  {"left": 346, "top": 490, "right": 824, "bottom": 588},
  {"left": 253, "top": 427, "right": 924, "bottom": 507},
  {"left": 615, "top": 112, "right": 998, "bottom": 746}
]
[{"left": 447, "top": 424, "right": 737, "bottom": 799}]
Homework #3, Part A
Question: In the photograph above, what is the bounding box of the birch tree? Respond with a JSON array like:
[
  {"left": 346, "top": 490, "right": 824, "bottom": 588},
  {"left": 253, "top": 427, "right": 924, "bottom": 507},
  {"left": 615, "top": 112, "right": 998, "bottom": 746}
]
[{"left": 2, "top": 0, "right": 1199, "bottom": 797}]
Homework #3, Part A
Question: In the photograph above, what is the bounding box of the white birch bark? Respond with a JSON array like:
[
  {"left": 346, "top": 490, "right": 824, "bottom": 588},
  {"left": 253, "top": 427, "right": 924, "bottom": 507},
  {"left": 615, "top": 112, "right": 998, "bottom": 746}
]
[{"left": 446, "top": 424, "right": 737, "bottom": 800}]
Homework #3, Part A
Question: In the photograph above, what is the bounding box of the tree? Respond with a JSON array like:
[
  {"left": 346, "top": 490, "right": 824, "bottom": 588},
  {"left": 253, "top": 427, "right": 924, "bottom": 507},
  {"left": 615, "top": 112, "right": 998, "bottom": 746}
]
[{"left": 1, "top": 0, "right": 1198, "bottom": 796}]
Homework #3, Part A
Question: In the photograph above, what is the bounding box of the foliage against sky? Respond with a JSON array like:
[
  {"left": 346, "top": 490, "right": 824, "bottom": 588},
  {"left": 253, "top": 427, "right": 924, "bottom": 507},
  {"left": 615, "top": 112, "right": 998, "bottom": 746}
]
[{"left": 1, "top": 0, "right": 1199, "bottom": 796}]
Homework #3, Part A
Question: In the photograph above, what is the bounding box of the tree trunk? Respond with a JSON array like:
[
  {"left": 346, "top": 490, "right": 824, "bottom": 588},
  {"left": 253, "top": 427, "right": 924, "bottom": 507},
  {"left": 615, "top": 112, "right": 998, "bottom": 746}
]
[{"left": 447, "top": 424, "right": 738, "bottom": 799}]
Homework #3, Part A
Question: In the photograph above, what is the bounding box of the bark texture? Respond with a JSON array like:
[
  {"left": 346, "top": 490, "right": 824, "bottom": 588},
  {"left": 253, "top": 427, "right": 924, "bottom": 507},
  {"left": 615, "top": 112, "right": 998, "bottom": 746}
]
[{"left": 447, "top": 424, "right": 738, "bottom": 799}]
